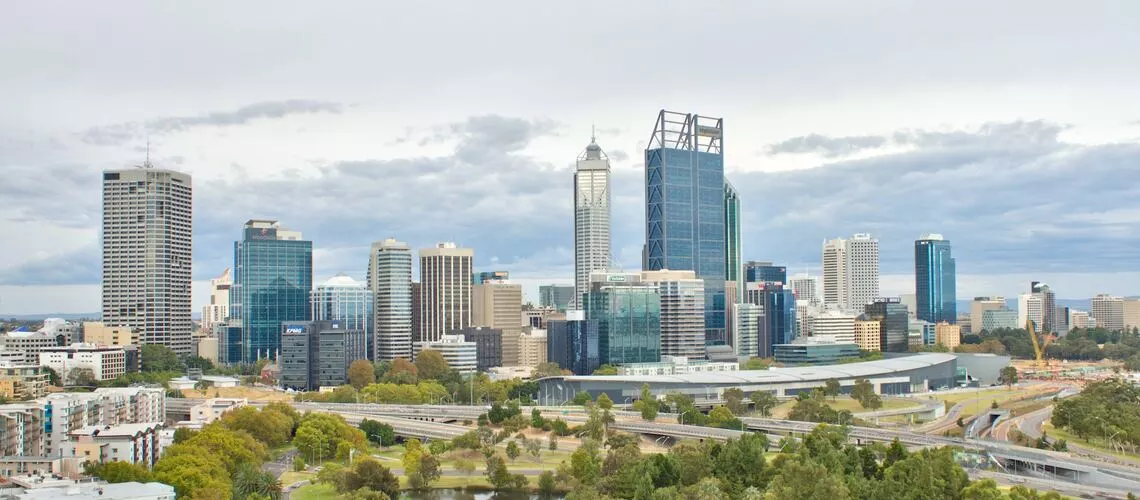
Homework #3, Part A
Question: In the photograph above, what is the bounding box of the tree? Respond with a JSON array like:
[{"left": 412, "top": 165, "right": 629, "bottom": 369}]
[
  {"left": 861, "top": 393, "right": 883, "bottom": 411},
  {"left": 153, "top": 452, "right": 230, "bottom": 498},
  {"left": 293, "top": 455, "right": 306, "bottom": 472},
  {"left": 359, "top": 419, "right": 396, "bottom": 447},
  {"left": 506, "top": 440, "right": 521, "bottom": 461},
  {"left": 67, "top": 367, "right": 96, "bottom": 387},
  {"left": 194, "top": 379, "right": 214, "bottom": 395},
  {"left": 343, "top": 458, "right": 400, "bottom": 498},
  {"left": 708, "top": 406, "right": 741, "bottom": 430},
  {"left": 572, "top": 390, "right": 593, "bottom": 405},
  {"left": 141, "top": 344, "right": 184, "bottom": 372},
  {"left": 42, "top": 366, "right": 61, "bottom": 386},
  {"left": 538, "top": 470, "right": 557, "bottom": 496},
  {"left": 633, "top": 383, "right": 658, "bottom": 421},
  {"left": 766, "top": 459, "right": 850, "bottom": 499},
  {"left": 85, "top": 461, "right": 153, "bottom": 483},
  {"left": 526, "top": 437, "right": 543, "bottom": 462},
  {"left": 454, "top": 457, "right": 476, "bottom": 475},
  {"left": 999, "top": 366, "right": 1019, "bottom": 388},
  {"left": 381, "top": 357, "right": 417, "bottom": 384},
  {"left": 186, "top": 356, "right": 215, "bottom": 371},
  {"left": 569, "top": 440, "right": 602, "bottom": 486},
  {"left": 347, "top": 359, "right": 375, "bottom": 389},
  {"left": 593, "top": 364, "right": 619, "bottom": 375},
  {"left": 750, "top": 391, "right": 778, "bottom": 417},
  {"left": 414, "top": 349, "right": 450, "bottom": 380},
  {"left": 849, "top": 378, "right": 874, "bottom": 406},
  {"left": 531, "top": 407, "right": 545, "bottom": 428},
  {"left": 222, "top": 406, "right": 294, "bottom": 447},
  {"left": 232, "top": 463, "right": 282, "bottom": 500},
  {"left": 548, "top": 434, "right": 558, "bottom": 450},
  {"left": 534, "top": 362, "right": 570, "bottom": 378},
  {"left": 596, "top": 393, "right": 614, "bottom": 410},
  {"left": 722, "top": 388, "right": 746, "bottom": 414},
  {"left": 823, "top": 379, "right": 841, "bottom": 400},
  {"left": 172, "top": 427, "right": 196, "bottom": 444},
  {"left": 741, "top": 357, "right": 770, "bottom": 370}
]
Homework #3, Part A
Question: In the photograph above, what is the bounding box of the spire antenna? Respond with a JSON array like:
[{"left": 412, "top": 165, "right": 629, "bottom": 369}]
[{"left": 591, "top": 123, "right": 596, "bottom": 144}]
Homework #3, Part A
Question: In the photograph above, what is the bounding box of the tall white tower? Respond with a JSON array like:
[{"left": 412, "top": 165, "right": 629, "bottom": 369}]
[
  {"left": 573, "top": 132, "right": 612, "bottom": 309},
  {"left": 419, "top": 242, "right": 474, "bottom": 343},
  {"left": 101, "top": 166, "right": 193, "bottom": 355},
  {"left": 821, "top": 238, "right": 848, "bottom": 309},
  {"left": 368, "top": 238, "right": 413, "bottom": 361},
  {"left": 847, "top": 233, "right": 880, "bottom": 310}
]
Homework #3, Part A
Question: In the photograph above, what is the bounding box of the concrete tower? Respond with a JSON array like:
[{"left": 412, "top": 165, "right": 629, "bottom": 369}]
[{"left": 573, "top": 131, "right": 612, "bottom": 309}]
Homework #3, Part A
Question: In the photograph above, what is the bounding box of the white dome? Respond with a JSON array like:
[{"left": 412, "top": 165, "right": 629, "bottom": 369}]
[{"left": 321, "top": 274, "right": 362, "bottom": 287}]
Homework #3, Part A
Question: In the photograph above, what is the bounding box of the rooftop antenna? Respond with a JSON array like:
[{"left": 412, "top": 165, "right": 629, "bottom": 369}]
[
  {"left": 139, "top": 135, "right": 154, "bottom": 169},
  {"left": 591, "top": 122, "right": 596, "bottom": 144}
]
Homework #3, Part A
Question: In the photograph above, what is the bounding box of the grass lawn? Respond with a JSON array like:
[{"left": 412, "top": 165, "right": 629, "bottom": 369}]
[
  {"left": 767, "top": 397, "right": 919, "bottom": 418},
  {"left": 933, "top": 388, "right": 1035, "bottom": 406},
  {"left": 179, "top": 385, "right": 294, "bottom": 402},
  {"left": 1042, "top": 423, "right": 1140, "bottom": 462},
  {"left": 278, "top": 470, "right": 315, "bottom": 486},
  {"left": 290, "top": 483, "right": 339, "bottom": 500}
]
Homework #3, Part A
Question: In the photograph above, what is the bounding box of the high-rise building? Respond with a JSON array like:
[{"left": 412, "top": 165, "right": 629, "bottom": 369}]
[
  {"left": 279, "top": 320, "right": 367, "bottom": 391},
  {"left": 312, "top": 275, "right": 372, "bottom": 359},
  {"left": 865, "top": 298, "right": 908, "bottom": 352},
  {"left": 1031, "top": 282, "right": 1058, "bottom": 333},
  {"left": 1090, "top": 294, "right": 1125, "bottom": 332},
  {"left": 724, "top": 181, "right": 741, "bottom": 301},
  {"left": 584, "top": 272, "right": 661, "bottom": 366},
  {"left": 201, "top": 268, "right": 231, "bottom": 335},
  {"left": 231, "top": 219, "right": 312, "bottom": 363},
  {"left": 745, "top": 282, "right": 797, "bottom": 358},
  {"left": 970, "top": 297, "right": 1006, "bottom": 333},
  {"left": 1068, "top": 309, "right": 1091, "bottom": 330},
  {"left": 645, "top": 110, "right": 727, "bottom": 346},
  {"left": 1054, "top": 305, "right": 1070, "bottom": 333},
  {"left": 640, "top": 270, "right": 706, "bottom": 359},
  {"left": 473, "top": 271, "right": 509, "bottom": 285},
  {"left": 789, "top": 274, "right": 820, "bottom": 306},
  {"left": 547, "top": 311, "right": 600, "bottom": 375},
  {"left": 411, "top": 281, "right": 422, "bottom": 344},
  {"left": 810, "top": 310, "right": 857, "bottom": 344},
  {"left": 1017, "top": 293, "right": 1043, "bottom": 331},
  {"left": 795, "top": 302, "right": 817, "bottom": 338},
  {"left": 848, "top": 234, "right": 880, "bottom": 310},
  {"left": 733, "top": 303, "right": 762, "bottom": 358},
  {"left": 472, "top": 279, "right": 523, "bottom": 365},
  {"left": 1124, "top": 299, "right": 1140, "bottom": 333},
  {"left": 368, "top": 238, "right": 414, "bottom": 361},
  {"left": 821, "top": 239, "right": 848, "bottom": 309},
  {"left": 518, "top": 328, "right": 548, "bottom": 368},
  {"left": 935, "top": 322, "right": 961, "bottom": 349},
  {"left": 456, "top": 326, "right": 502, "bottom": 372},
  {"left": 419, "top": 242, "right": 473, "bottom": 343},
  {"left": 914, "top": 234, "right": 957, "bottom": 325},
  {"left": 982, "top": 309, "right": 1019, "bottom": 331},
  {"left": 539, "top": 285, "right": 576, "bottom": 312},
  {"left": 574, "top": 133, "right": 612, "bottom": 309},
  {"left": 745, "top": 261, "right": 787, "bottom": 285},
  {"left": 101, "top": 167, "right": 193, "bottom": 355}
]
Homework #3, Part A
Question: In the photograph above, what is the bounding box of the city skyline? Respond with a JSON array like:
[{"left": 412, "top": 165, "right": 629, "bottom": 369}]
[{"left": 4, "top": 2, "right": 1140, "bottom": 314}]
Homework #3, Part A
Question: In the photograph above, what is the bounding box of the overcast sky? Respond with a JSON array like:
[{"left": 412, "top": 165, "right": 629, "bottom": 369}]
[{"left": 2, "top": 1, "right": 1140, "bottom": 314}]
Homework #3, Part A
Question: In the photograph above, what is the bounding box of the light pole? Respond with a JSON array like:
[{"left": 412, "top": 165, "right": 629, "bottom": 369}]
[{"left": 681, "top": 409, "right": 694, "bottom": 426}]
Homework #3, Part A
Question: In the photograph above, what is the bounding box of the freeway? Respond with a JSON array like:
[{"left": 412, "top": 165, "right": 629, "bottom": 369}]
[
  {"left": 970, "top": 469, "right": 1133, "bottom": 499},
  {"left": 853, "top": 397, "right": 944, "bottom": 420}
]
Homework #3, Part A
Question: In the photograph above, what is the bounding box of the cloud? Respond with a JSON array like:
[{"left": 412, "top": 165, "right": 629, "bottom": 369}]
[
  {"left": 0, "top": 244, "right": 99, "bottom": 286},
  {"left": 78, "top": 99, "right": 344, "bottom": 145},
  {"left": 764, "top": 121, "right": 1068, "bottom": 158},
  {"left": 765, "top": 133, "right": 888, "bottom": 157}
]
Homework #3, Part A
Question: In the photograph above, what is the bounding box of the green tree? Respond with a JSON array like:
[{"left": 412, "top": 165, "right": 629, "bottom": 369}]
[
  {"left": 371, "top": 360, "right": 391, "bottom": 381},
  {"left": 531, "top": 407, "right": 545, "bottom": 428},
  {"left": 538, "top": 470, "right": 557, "bottom": 496},
  {"left": 999, "top": 366, "right": 1019, "bottom": 388},
  {"left": 232, "top": 463, "right": 282, "bottom": 500},
  {"left": 569, "top": 439, "right": 602, "bottom": 485},
  {"left": 153, "top": 452, "right": 230, "bottom": 498},
  {"left": 823, "top": 378, "right": 841, "bottom": 400},
  {"left": 548, "top": 434, "right": 558, "bottom": 451},
  {"left": 722, "top": 388, "right": 746, "bottom": 414},
  {"left": 141, "top": 344, "right": 184, "bottom": 372},
  {"left": 42, "top": 366, "right": 61, "bottom": 386},
  {"left": 172, "top": 427, "right": 196, "bottom": 444},
  {"left": 186, "top": 356, "right": 215, "bottom": 371},
  {"left": 506, "top": 440, "right": 521, "bottom": 461},
  {"left": 766, "top": 459, "right": 850, "bottom": 499},
  {"left": 750, "top": 391, "right": 778, "bottom": 417},
  {"left": 414, "top": 349, "right": 450, "bottom": 380},
  {"left": 596, "top": 392, "right": 614, "bottom": 410},
  {"left": 455, "top": 457, "right": 476, "bottom": 475},
  {"left": 85, "top": 461, "right": 153, "bottom": 483},
  {"left": 194, "top": 379, "right": 214, "bottom": 395},
  {"left": 343, "top": 459, "right": 400, "bottom": 498},
  {"left": 593, "top": 364, "right": 619, "bottom": 375},
  {"left": 741, "top": 357, "right": 770, "bottom": 370},
  {"left": 670, "top": 441, "right": 712, "bottom": 486},
  {"left": 849, "top": 378, "right": 875, "bottom": 407},
  {"left": 359, "top": 419, "right": 395, "bottom": 447},
  {"left": 381, "top": 357, "right": 417, "bottom": 384},
  {"left": 67, "top": 367, "right": 97, "bottom": 387},
  {"left": 962, "top": 478, "right": 1004, "bottom": 500},
  {"left": 293, "top": 455, "right": 306, "bottom": 472},
  {"left": 533, "top": 362, "right": 570, "bottom": 377},
  {"left": 348, "top": 359, "right": 375, "bottom": 389},
  {"left": 222, "top": 406, "right": 294, "bottom": 447},
  {"left": 572, "top": 390, "right": 592, "bottom": 405},
  {"left": 707, "top": 406, "right": 741, "bottom": 430},
  {"left": 633, "top": 383, "right": 658, "bottom": 421}
]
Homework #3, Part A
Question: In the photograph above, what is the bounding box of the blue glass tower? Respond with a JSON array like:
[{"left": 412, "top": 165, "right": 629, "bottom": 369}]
[
  {"left": 915, "top": 234, "right": 956, "bottom": 324},
  {"left": 744, "top": 261, "right": 787, "bottom": 284},
  {"left": 645, "top": 110, "right": 727, "bottom": 345},
  {"left": 745, "top": 282, "right": 797, "bottom": 358},
  {"left": 231, "top": 219, "right": 313, "bottom": 364},
  {"left": 584, "top": 280, "right": 661, "bottom": 366}
]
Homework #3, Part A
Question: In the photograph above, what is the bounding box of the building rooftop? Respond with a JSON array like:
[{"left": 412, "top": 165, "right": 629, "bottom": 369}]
[
  {"left": 320, "top": 274, "right": 363, "bottom": 287},
  {"left": 69, "top": 422, "right": 162, "bottom": 438},
  {"left": 5, "top": 481, "right": 175, "bottom": 499}
]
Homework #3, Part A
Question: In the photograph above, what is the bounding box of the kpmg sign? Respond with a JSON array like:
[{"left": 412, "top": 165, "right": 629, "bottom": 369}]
[
  {"left": 696, "top": 125, "right": 721, "bottom": 138},
  {"left": 607, "top": 275, "right": 627, "bottom": 282},
  {"left": 283, "top": 324, "right": 306, "bottom": 334}
]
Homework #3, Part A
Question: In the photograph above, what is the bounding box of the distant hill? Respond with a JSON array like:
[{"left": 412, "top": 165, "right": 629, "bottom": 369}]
[{"left": 1, "top": 313, "right": 100, "bottom": 321}]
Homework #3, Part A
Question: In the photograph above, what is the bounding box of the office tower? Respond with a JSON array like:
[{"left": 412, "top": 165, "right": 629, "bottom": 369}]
[
  {"left": 473, "top": 271, "right": 509, "bottom": 285},
  {"left": 641, "top": 270, "right": 706, "bottom": 359},
  {"left": 419, "top": 242, "right": 473, "bottom": 343},
  {"left": 101, "top": 167, "right": 193, "bottom": 355},
  {"left": 1054, "top": 305, "right": 1070, "bottom": 333},
  {"left": 935, "top": 322, "right": 961, "bottom": 349},
  {"left": 810, "top": 310, "right": 857, "bottom": 344},
  {"left": 1031, "top": 282, "right": 1057, "bottom": 333},
  {"left": 724, "top": 181, "right": 742, "bottom": 300},
  {"left": 645, "top": 110, "right": 727, "bottom": 345},
  {"left": 865, "top": 298, "right": 908, "bottom": 352},
  {"left": 821, "top": 239, "right": 848, "bottom": 308},
  {"left": 279, "top": 320, "right": 366, "bottom": 391},
  {"left": 744, "top": 261, "right": 787, "bottom": 284},
  {"left": 789, "top": 274, "right": 819, "bottom": 306},
  {"left": 584, "top": 272, "right": 661, "bottom": 365},
  {"left": 795, "top": 302, "right": 816, "bottom": 337},
  {"left": 909, "top": 319, "right": 936, "bottom": 346},
  {"left": 231, "top": 219, "right": 312, "bottom": 363},
  {"left": 1017, "top": 293, "right": 1043, "bottom": 331},
  {"left": 574, "top": 132, "right": 612, "bottom": 309},
  {"left": 312, "top": 274, "right": 372, "bottom": 359},
  {"left": 518, "top": 328, "right": 548, "bottom": 368},
  {"left": 1068, "top": 310, "right": 1091, "bottom": 330},
  {"left": 411, "top": 281, "right": 422, "bottom": 344},
  {"left": 853, "top": 318, "right": 882, "bottom": 351},
  {"left": 367, "top": 238, "right": 414, "bottom": 361},
  {"left": 744, "top": 282, "right": 797, "bottom": 357},
  {"left": 472, "top": 278, "right": 523, "bottom": 365},
  {"left": 970, "top": 297, "right": 1006, "bottom": 333},
  {"left": 1090, "top": 294, "right": 1125, "bottom": 331},
  {"left": 1125, "top": 299, "right": 1140, "bottom": 333},
  {"left": 982, "top": 309, "right": 1019, "bottom": 331},
  {"left": 455, "top": 327, "right": 502, "bottom": 372},
  {"left": 547, "top": 311, "right": 601, "bottom": 376},
  {"left": 539, "top": 285, "right": 576, "bottom": 312},
  {"left": 733, "top": 304, "right": 762, "bottom": 358},
  {"left": 201, "top": 268, "right": 231, "bottom": 335},
  {"left": 848, "top": 234, "right": 880, "bottom": 310},
  {"left": 413, "top": 335, "right": 478, "bottom": 374},
  {"left": 914, "top": 234, "right": 956, "bottom": 324}
]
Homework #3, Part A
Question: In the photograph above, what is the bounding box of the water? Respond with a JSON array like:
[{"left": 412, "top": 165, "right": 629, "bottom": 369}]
[{"left": 399, "top": 490, "right": 563, "bottom": 499}]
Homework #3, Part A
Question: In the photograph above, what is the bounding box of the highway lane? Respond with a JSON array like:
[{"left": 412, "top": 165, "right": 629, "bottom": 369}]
[{"left": 970, "top": 469, "right": 1132, "bottom": 499}]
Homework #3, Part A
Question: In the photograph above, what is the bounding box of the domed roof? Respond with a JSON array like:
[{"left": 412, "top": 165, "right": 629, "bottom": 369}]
[{"left": 322, "top": 274, "right": 362, "bottom": 287}]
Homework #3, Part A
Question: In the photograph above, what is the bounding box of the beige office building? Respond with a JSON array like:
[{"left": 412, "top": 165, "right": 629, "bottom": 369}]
[
  {"left": 419, "top": 243, "right": 473, "bottom": 343},
  {"left": 472, "top": 279, "right": 523, "bottom": 365},
  {"left": 935, "top": 322, "right": 961, "bottom": 350},
  {"left": 518, "top": 328, "right": 548, "bottom": 368},
  {"left": 853, "top": 320, "right": 881, "bottom": 352},
  {"left": 201, "top": 268, "right": 231, "bottom": 335},
  {"left": 969, "top": 297, "right": 1005, "bottom": 334},
  {"left": 1124, "top": 299, "right": 1140, "bottom": 333},
  {"left": 82, "top": 322, "right": 138, "bottom": 347},
  {"left": 1091, "top": 294, "right": 1125, "bottom": 332}
]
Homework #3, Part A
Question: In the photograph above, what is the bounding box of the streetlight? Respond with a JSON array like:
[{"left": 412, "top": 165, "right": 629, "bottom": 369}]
[{"left": 680, "top": 409, "right": 695, "bottom": 426}]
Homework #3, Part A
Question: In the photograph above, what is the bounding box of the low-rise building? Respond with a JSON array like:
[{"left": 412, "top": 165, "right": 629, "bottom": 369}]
[
  {"left": 178, "top": 398, "right": 247, "bottom": 429},
  {"left": 935, "top": 322, "right": 961, "bottom": 349},
  {"left": 455, "top": 327, "right": 502, "bottom": 372},
  {"left": 414, "top": 335, "right": 477, "bottom": 374},
  {"left": 167, "top": 375, "right": 239, "bottom": 391},
  {"left": 66, "top": 422, "right": 164, "bottom": 468},
  {"left": 6, "top": 480, "right": 175, "bottom": 500},
  {"left": 773, "top": 338, "right": 860, "bottom": 365},
  {"left": 0, "top": 404, "right": 45, "bottom": 458},
  {"left": 1, "top": 332, "right": 65, "bottom": 365},
  {"left": 38, "top": 344, "right": 126, "bottom": 383},
  {"left": 618, "top": 356, "right": 737, "bottom": 376},
  {"left": 810, "top": 310, "right": 856, "bottom": 344},
  {"left": 0, "top": 363, "right": 48, "bottom": 400},
  {"left": 80, "top": 323, "right": 137, "bottom": 347},
  {"left": 518, "top": 328, "right": 548, "bottom": 368},
  {"left": 195, "top": 336, "right": 219, "bottom": 363},
  {"left": 853, "top": 319, "right": 882, "bottom": 352}
]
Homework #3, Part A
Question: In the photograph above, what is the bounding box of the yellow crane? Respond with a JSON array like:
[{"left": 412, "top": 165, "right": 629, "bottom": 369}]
[{"left": 1026, "top": 319, "right": 1055, "bottom": 369}]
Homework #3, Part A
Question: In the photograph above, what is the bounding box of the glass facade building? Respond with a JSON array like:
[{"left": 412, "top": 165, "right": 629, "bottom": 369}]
[
  {"left": 745, "top": 261, "right": 787, "bottom": 285},
  {"left": 915, "top": 234, "right": 956, "bottom": 324},
  {"left": 745, "top": 282, "right": 797, "bottom": 358},
  {"left": 368, "top": 238, "right": 414, "bottom": 361},
  {"left": 584, "top": 281, "right": 661, "bottom": 366},
  {"left": 312, "top": 275, "right": 373, "bottom": 360},
  {"left": 865, "top": 298, "right": 910, "bottom": 352},
  {"left": 539, "top": 285, "right": 576, "bottom": 312},
  {"left": 724, "top": 182, "right": 741, "bottom": 300},
  {"left": 645, "top": 110, "right": 727, "bottom": 346},
  {"left": 231, "top": 220, "right": 312, "bottom": 364},
  {"left": 547, "top": 313, "right": 601, "bottom": 376},
  {"left": 279, "top": 320, "right": 366, "bottom": 391}
]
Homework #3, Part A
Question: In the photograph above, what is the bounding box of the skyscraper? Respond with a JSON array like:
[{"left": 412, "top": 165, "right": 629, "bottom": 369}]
[
  {"left": 641, "top": 270, "right": 706, "bottom": 359},
  {"left": 744, "top": 282, "right": 797, "bottom": 357},
  {"left": 584, "top": 272, "right": 661, "bottom": 366},
  {"left": 1031, "top": 282, "right": 1057, "bottom": 334},
  {"left": 419, "top": 242, "right": 473, "bottom": 343},
  {"left": 821, "top": 234, "right": 879, "bottom": 310},
  {"left": 101, "top": 167, "right": 193, "bottom": 355},
  {"left": 201, "top": 268, "right": 231, "bottom": 335},
  {"left": 539, "top": 285, "right": 576, "bottom": 312},
  {"left": 724, "top": 181, "right": 741, "bottom": 301},
  {"left": 744, "top": 261, "right": 787, "bottom": 284},
  {"left": 865, "top": 298, "right": 908, "bottom": 352},
  {"left": 574, "top": 133, "right": 611, "bottom": 309},
  {"left": 1091, "top": 294, "right": 1124, "bottom": 332},
  {"left": 645, "top": 110, "right": 727, "bottom": 345},
  {"left": 472, "top": 271, "right": 509, "bottom": 285},
  {"left": 472, "top": 278, "right": 523, "bottom": 365},
  {"left": 1017, "top": 293, "right": 1043, "bottom": 330},
  {"left": 311, "top": 274, "right": 372, "bottom": 359},
  {"left": 914, "top": 234, "right": 957, "bottom": 324},
  {"left": 789, "top": 274, "right": 820, "bottom": 306},
  {"left": 367, "top": 238, "right": 413, "bottom": 361},
  {"left": 231, "top": 219, "right": 312, "bottom": 363}
]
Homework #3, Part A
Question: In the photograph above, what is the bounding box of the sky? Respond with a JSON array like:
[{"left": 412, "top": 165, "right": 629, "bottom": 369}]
[{"left": 2, "top": 1, "right": 1140, "bottom": 315}]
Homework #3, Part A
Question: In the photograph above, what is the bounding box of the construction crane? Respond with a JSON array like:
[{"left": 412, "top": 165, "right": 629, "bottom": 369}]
[{"left": 1027, "top": 319, "right": 1055, "bottom": 369}]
